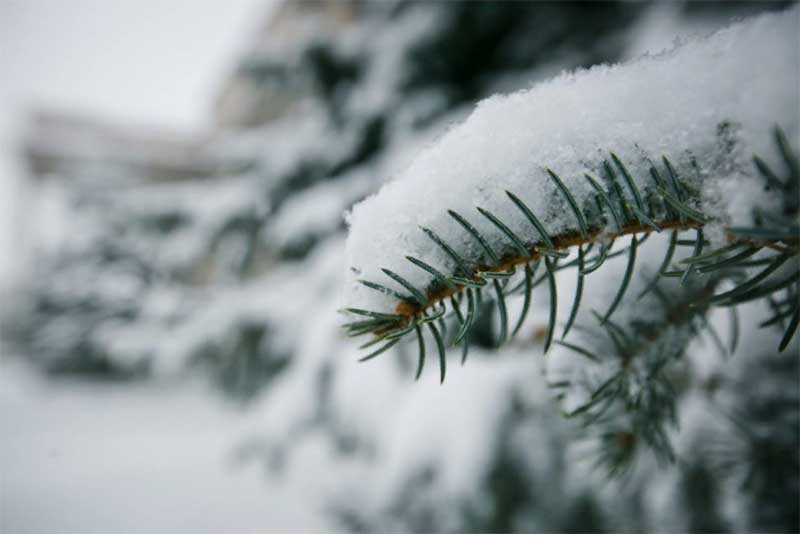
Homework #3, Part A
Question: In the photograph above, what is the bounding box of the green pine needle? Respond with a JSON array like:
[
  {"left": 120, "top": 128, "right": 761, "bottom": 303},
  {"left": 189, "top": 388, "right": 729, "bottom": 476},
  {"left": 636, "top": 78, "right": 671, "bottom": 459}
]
[
  {"left": 657, "top": 186, "right": 707, "bottom": 223},
  {"left": 581, "top": 240, "right": 611, "bottom": 275},
  {"left": 553, "top": 339, "right": 600, "bottom": 362},
  {"left": 562, "top": 245, "right": 585, "bottom": 339},
  {"left": 585, "top": 173, "right": 623, "bottom": 233},
  {"left": 454, "top": 288, "right": 476, "bottom": 345},
  {"left": 478, "top": 205, "right": 530, "bottom": 257},
  {"left": 505, "top": 190, "right": 554, "bottom": 248},
  {"left": 345, "top": 308, "right": 403, "bottom": 320},
  {"left": 611, "top": 153, "right": 646, "bottom": 214},
  {"left": 779, "top": 302, "right": 799, "bottom": 352},
  {"left": 358, "top": 337, "right": 400, "bottom": 362},
  {"left": 428, "top": 321, "right": 446, "bottom": 384},
  {"left": 708, "top": 254, "right": 791, "bottom": 303},
  {"left": 421, "top": 226, "right": 471, "bottom": 276},
  {"left": 602, "top": 234, "right": 637, "bottom": 324},
  {"left": 544, "top": 257, "right": 557, "bottom": 354},
  {"left": 358, "top": 279, "right": 412, "bottom": 302},
  {"left": 406, "top": 255, "right": 456, "bottom": 290},
  {"left": 511, "top": 262, "right": 534, "bottom": 338},
  {"left": 449, "top": 275, "right": 487, "bottom": 288},
  {"left": 753, "top": 155, "right": 784, "bottom": 190},
  {"left": 448, "top": 209, "right": 500, "bottom": 263},
  {"left": 493, "top": 279, "right": 508, "bottom": 345},
  {"left": 546, "top": 169, "right": 589, "bottom": 239},
  {"left": 381, "top": 268, "right": 428, "bottom": 306},
  {"left": 414, "top": 323, "right": 426, "bottom": 380}
]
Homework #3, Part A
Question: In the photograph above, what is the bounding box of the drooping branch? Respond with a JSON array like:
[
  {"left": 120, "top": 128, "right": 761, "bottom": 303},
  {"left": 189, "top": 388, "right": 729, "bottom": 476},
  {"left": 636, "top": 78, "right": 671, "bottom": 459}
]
[{"left": 343, "top": 128, "right": 799, "bottom": 385}]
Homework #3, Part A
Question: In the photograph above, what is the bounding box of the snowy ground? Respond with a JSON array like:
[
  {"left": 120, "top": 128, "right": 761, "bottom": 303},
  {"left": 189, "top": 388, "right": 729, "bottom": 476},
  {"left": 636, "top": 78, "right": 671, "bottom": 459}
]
[{"left": 0, "top": 360, "right": 324, "bottom": 534}]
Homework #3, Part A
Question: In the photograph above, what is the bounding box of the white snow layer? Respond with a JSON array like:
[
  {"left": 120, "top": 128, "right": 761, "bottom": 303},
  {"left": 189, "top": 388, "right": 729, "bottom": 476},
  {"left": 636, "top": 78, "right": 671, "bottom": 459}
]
[{"left": 344, "top": 8, "right": 799, "bottom": 313}]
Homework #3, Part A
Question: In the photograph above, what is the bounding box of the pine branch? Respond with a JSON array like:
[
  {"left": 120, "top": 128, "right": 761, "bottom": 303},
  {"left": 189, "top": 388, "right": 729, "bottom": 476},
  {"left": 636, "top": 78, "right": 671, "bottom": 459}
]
[{"left": 343, "top": 128, "right": 799, "bottom": 382}]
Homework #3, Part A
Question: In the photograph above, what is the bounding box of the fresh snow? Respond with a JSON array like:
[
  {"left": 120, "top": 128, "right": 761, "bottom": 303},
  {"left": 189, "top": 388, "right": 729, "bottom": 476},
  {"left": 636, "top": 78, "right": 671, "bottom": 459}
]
[
  {"left": 0, "top": 360, "right": 328, "bottom": 534},
  {"left": 344, "top": 7, "right": 799, "bottom": 313}
]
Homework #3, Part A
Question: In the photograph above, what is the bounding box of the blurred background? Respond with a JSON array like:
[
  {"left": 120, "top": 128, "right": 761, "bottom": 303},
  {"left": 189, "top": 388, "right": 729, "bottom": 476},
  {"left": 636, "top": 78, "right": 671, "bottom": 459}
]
[{"left": 0, "top": 1, "right": 796, "bottom": 533}]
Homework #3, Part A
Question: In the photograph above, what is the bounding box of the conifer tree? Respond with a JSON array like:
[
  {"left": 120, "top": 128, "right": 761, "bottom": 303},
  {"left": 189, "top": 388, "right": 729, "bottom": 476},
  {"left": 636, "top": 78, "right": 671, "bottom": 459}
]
[{"left": 7, "top": 2, "right": 798, "bottom": 531}]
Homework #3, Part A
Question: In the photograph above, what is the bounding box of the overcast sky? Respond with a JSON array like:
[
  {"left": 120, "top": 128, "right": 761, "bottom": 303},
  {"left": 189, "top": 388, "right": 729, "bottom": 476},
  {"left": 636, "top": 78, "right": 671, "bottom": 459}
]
[
  {"left": 0, "top": 0, "right": 272, "bottom": 286},
  {"left": 0, "top": 0, "right": 270, "bottom": 130}
]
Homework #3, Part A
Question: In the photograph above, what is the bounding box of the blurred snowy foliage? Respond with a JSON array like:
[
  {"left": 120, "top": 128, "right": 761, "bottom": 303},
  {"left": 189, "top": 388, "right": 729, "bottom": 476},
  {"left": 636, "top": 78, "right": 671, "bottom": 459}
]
[{"left": 4, "top": 1, "right": 798, "bottom": 532}]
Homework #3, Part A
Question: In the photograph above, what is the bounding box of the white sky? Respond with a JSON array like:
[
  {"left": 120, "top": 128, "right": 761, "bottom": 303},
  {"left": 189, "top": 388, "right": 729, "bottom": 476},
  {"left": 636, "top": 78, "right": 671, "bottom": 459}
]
[
  {"left": 0, "top": 0, "right": 272, "bottom": 286},
  {"left": 0, "top": 0, "right": 270, "bottom": 130}
]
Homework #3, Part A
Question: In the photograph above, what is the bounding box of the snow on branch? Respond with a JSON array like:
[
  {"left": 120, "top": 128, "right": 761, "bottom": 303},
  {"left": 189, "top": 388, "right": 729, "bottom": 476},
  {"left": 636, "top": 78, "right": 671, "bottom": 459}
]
[
  {"left": 339, "top": 8, "right": 798, "bottom": 389},
  {"left": 344, "top": 8, "right": 797, "bottom": 315}
]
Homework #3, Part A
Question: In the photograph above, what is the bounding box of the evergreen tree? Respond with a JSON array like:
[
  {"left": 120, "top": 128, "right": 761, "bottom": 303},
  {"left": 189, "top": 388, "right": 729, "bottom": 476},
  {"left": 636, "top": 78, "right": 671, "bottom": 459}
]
[{"left": 6, "top": 2, "right": 798, "bottom": 532}]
